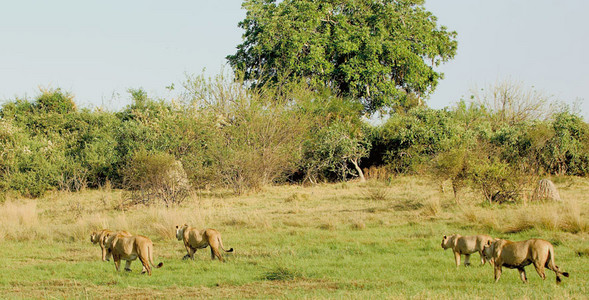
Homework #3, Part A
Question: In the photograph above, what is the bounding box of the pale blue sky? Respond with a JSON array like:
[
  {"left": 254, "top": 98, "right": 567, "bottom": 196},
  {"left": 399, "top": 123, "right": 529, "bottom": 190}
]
[{"left": 1, "top": 1, "right": 587, "bottom": 119}]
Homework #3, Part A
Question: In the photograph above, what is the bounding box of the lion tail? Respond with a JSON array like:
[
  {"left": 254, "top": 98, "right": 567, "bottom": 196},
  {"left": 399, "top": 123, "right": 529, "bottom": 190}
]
[
  {"left": 149, "top": 243, "right": 164, "bottom": 268},
  {"left": 218, "top": 235, "right": 234, "bottom": 253},
  {"left": 547, "top": 246, "right": 568, "bottom": 283}
]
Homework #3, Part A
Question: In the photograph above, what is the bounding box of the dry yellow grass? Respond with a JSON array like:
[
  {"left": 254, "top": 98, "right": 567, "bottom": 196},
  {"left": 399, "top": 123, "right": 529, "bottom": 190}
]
[
  {"left": 456, "top": 177, "right": 589, "bottom": 234},
  {"left": 0, "top": 200, "right": 43, "bottom": 241},
  {"left": 1, "top": 176, "right": 587, "bottom": 243}
]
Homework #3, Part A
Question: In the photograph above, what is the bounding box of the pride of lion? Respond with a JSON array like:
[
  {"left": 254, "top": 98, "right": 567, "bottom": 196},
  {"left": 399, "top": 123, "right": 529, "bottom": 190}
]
[
  {"left": 90, "top": 224, "right": 233, "bottom": 276},
  {"left": 441, "top": 233, "right": 569, "bottom": 284},
  {"left": 91, "top": 226, "right": 568, "bottom": 284}
]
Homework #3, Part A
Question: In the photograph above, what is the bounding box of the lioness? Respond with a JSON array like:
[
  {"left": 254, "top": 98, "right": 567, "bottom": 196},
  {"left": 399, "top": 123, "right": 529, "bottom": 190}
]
[
  {"left": 103, "top": 233, "right": 163, "bottom": 275},
  {"left": 90, "top": 229, "right": 132, "bottom": 261},
  {"left": 441, "top": 234, "right": 493, "bottom": 267},
  {"left": 175, "top": 224, "right": 234, "bottom": 262},
  {"left": 482, "top": 238, "right": 569, "bottom": 284}
]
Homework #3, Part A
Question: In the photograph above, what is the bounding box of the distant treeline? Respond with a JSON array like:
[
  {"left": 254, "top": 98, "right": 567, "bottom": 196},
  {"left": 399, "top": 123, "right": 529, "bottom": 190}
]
[{"left": 1, "top": 77, "right": 587, "bottom": 203}]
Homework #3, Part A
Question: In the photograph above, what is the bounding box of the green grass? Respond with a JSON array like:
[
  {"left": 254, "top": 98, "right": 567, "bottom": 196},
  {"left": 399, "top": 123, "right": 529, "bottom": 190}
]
[
  {"left": 1, "top": 224, "right": 587, "bottom": 298},
  {"left": 0, "top": 177, "right": 588, "bottom": 298}
]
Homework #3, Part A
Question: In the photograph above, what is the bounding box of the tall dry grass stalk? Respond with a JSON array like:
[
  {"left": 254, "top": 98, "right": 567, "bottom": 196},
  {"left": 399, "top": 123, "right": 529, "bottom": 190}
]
[
  {"left": 0, "top": 176, "right": 585, "bottom": 243},
  {"left": 460, "top": 198, "right": 587, "bottom": 234},
  {"left": 361, "top": 181, "right": 391, "bottom": 201},
  {"left": 0, "top": 201, "right": 41, "bottom": 241},
  {"left": 561, "top": 199, "right": 588, "bottom": 233},
  {"left": 422, "top": 197, "right": 441, "bottom": 217}
]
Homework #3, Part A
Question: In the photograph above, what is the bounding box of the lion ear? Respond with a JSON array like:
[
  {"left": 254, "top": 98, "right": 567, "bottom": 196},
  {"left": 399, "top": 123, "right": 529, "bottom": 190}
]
[
  {"left": 443, "top": 235, "right": 447, "bottom": 239},
  {"left": 175, "top": 225, "right": 178, "bottom": 229},
  {"left": 487, "top": 240, "right": 492, "bottom": 246}
]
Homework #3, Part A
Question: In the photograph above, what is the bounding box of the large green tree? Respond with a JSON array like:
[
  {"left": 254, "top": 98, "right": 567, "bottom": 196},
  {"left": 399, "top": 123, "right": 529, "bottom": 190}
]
[{"left": 227, "top": 0, "right": 457, "bottom": 112}]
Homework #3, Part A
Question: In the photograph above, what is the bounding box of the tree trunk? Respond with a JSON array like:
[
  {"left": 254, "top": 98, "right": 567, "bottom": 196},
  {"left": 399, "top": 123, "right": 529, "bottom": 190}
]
[{"left": 351, "top": 158, "right": 365, "bottom": 182}]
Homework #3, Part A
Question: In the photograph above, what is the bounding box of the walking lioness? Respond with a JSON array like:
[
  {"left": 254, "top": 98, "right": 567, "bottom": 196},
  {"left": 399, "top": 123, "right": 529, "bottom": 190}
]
[
  {"left": 175, "top": 224, "right": 234, "bottom": 261},
  {"left": 482, "top": 238, "right": 569, "bottom": 284},
  {"left": 103, "top": 233, "right": 163, "bottom": 275},
  {"left": 90, "top": 229, "right": 132, "bottom": 261},
  {"left": 441, "top": 234, "right": 494, "bottom": 267}
]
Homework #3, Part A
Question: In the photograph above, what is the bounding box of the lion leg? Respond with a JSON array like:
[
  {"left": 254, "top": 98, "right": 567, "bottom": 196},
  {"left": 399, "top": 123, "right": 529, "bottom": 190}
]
[
  {"left": 518, "top": 267, "right": 528, "bottom": 283},
  {"left": 113, "top": 256, "right": 121, "bottom": 272},
  {"left": 453, "top": 251, "right": 461, "bottom": 267},
  {"left": 139, "top": 256, "right": 151, "bottom": 276},
  {"left": 479, "top": 251, "right": 486, "bottom": 265},
  {"left": 533, "top": 261, "right": 546, "bottom": 280},
  {"left": 210, "top": 247, "right": 223, "bottom": 262},
  {"left": 464, "top": 254, "right": 471, "bottom": 267},
  {"left": 209, "top": 237, "right": 222, "bottom": 261},
  {"left": 183, "top": 245, "right": 196, "bottom": 260},
  {"left": 183, "top": 244, "right": 191, "bottom": 260},
  {"left": 124, "top": 260, "right": 132, "bottom": 272},
  {"left": 101, "top": 247, "right": 107, "bottom": 262},
  {"left": 494, "top": 265, "right": 502, "bottom": 282}
]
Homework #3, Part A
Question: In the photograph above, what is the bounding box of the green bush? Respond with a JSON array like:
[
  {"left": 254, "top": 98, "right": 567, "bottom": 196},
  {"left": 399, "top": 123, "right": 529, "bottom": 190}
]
[
  {"left": 122, "top": 149, "right": 190, "bottom": 207},
  {"left": 302, "top": 120, "right": 371, "bottom": 182},
  {"left": 9, "top": 137, "right": 62, "bottom": 197},
  {"left": 34, "top": 88, "right": 76, "bottom": 114},
  {"left": 375, "top": 107, "right": 467, "bottom": 174},
  {"left": 212, "top": 95, "right": 308, "bottom": 193},
  {"left": 541, "top": 112, "right": 589, "bottom": 175},
  {"left": 468, "top": 152, "right": 526, "bottom": 204},
  {"left": 1, "top": 78, "right": 588, "bottom": 198}
]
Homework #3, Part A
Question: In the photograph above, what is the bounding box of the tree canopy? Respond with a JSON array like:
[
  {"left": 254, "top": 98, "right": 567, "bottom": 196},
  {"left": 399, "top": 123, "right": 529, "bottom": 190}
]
[{"left": 227, "top": 0, "right": 457, "bottom": 113}]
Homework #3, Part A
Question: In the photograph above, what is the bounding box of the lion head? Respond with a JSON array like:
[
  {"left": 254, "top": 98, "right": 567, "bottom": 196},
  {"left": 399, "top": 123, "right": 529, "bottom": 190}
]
[
  {"left": 175, "top": 224, "right": 189, "bottom": 241},
  {"left": 441, "top": 234, "right": 458, "bottom": 250}
]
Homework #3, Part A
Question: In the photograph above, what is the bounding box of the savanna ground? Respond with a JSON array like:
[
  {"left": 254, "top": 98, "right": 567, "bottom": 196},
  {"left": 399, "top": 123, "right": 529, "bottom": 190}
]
[{"left": 1, "top": 176, "right": 588, "bottom": 299}]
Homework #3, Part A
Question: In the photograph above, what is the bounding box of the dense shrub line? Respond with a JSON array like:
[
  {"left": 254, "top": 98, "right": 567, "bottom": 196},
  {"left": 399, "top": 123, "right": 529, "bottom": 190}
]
[{"left": 1, "top": 80, "right": 587, "bottom": 203}]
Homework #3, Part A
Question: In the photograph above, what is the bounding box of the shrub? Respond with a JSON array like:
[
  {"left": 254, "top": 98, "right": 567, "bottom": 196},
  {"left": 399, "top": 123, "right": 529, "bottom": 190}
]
[
  {"left": 184, "top": 74, "right": 312, "bottom": 193},
  {"left": 296, "top": 94, "right": 370, "bottom": 183},
  {"left": 375, "top": 107, "right": 466, "bottom": 175},
  {"left": 468, "top": 156, "right": 524, "bottom": 204},
  {"left": 431, "top": 148, "right": 469, "bottom": 200},
  {"left": 122, "top": 150, "right": 190, "bottom": 207},
  {"left": 541, "top": 112, "right": 589, "bottom": 175},
  {"left": 302, "top": 121, "right": 371, "bottom": 183},
  {"left": 34, "top": 88, "right": 77, "bottom": 114},
  {"left": 214, "top": 100, "right": 306, "bottom": 193}
]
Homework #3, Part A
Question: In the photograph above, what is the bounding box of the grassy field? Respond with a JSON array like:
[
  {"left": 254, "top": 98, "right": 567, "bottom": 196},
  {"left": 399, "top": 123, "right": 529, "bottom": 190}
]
[{"left": 1, "top": 176, "right": 588, "bottom": 299}]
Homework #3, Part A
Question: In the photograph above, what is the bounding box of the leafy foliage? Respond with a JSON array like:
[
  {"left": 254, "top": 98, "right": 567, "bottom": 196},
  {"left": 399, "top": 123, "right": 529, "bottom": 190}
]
[
  {"left": 228, "top": 0, "right": 457, "bottom": 112},
  {"left": 541, "top": 112, "right": 589, "bottom": 175},
  {"left": 33, "top": 88, "right": 77, "bottom": 114},
  {"left": 0, "top": 80, "right": 587, "bottom": 202},
  {"left": 374, "top": 107, "right": 466, "bottom": 174},
  {"left": 122, "top": 150, "right": 190, "bottom": 207}
]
